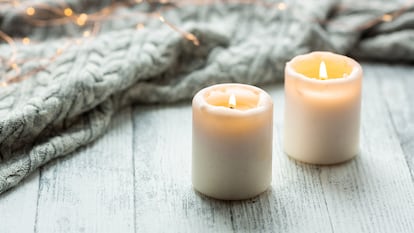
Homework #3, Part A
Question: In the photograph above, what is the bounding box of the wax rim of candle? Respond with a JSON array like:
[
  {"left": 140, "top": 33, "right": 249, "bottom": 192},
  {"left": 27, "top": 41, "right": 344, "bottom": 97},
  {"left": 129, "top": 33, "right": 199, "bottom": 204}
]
[
  {"left": 193, "top": 83, "right": 273, "bottom": 117},
  {"left": 285, "top": 51, "right": 362, "bottom": 84}
]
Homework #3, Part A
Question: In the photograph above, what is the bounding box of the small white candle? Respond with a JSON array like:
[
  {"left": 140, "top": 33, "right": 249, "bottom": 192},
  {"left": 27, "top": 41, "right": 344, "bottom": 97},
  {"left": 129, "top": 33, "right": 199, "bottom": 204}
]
[
  {"left": 192, "top": 83, "right": 273, "bottom": 200},
  {"left": 284, "top": 51, "right": 363, "bottom": 164}
]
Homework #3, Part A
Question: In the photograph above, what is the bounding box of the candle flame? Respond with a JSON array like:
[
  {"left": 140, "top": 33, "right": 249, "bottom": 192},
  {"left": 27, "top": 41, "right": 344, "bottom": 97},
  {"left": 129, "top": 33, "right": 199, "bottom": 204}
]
[
  {"left": 228, "top": 94, "right": 236, "bottom": 109},
  {"left": 319, "top": 61, "right": 328, "bottom": 79}
]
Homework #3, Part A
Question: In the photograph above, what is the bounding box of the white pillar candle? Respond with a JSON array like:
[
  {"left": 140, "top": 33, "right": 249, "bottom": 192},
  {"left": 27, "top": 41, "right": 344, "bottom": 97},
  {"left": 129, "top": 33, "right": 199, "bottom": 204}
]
[
  {"left": 284, "top": 51, "right": 363, "bottom": 164},
  {"left": 192, "top": 83, "right": 273, "bottom": 200}
]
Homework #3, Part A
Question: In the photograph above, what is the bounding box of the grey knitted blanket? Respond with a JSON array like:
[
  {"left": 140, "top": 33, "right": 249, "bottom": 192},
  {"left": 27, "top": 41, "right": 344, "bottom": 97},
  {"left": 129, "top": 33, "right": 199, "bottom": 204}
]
[{"left": 0, "top": 0, "right": 413, "bottom": 194}]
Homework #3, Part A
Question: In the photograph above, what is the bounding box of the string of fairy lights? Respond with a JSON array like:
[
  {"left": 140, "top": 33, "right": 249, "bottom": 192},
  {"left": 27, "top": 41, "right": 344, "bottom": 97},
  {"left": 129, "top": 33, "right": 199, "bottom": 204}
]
[
  {"left": 0, "top": 0, "right": 203, "bottom": 86},
  {"left": 0, "top": 0, "right": 412, "bottom": 87}
]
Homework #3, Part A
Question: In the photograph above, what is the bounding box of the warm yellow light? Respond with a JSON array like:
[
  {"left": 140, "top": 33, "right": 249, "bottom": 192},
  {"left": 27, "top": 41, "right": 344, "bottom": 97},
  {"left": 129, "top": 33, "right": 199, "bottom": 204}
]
[
  {"left": 102, "top": 8, "right": 111, "bottom": 15},
  {"left": 277, "top": 2, "right": 287, "bottom": 10},
  {"left": 185, "top": 33, "right": 200, "bottom": 46},
  {"left": 319, "top": 61, "right": 328, "bottom": 79},
  {"left": 26, "top": 7, "right": 35, "bottom": 16},
  {"left": 64, "top": 8, "right": 73, "bottom": 17},
  {"left": 22, "top": 37, "right": 30, "bottom": 44},
  {"left": 228, "top": 94, "right": 236, "bottom": 109},
  {"left": 12, "top": 0, "right": 20, "bottom": 7},
  {"left": 136, "top": 23, "right": 144, "bottom": 30},
  {"left": 76, "top": 13, "right": 88, "bottom": 26},
  {"left": 382, "top": 14, "right": 393, "bottom": 22},
  {"left": 11, "top": 63, "right": 19, "bottom": 70},
  {"left": 83, "top": 30, "right": 90, "bottom": 37}
]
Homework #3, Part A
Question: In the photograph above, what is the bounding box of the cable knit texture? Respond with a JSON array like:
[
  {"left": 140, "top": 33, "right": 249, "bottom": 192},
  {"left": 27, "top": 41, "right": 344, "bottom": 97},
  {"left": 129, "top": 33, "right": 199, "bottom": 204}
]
[{"left": 0, "top": 0, "right": 413, "bottom": 193}]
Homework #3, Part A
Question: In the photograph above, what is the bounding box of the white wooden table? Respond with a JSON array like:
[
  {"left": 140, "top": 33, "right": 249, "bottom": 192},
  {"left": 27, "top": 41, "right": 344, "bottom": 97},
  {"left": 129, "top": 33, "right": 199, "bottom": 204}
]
[{"left": 1, "top": 63, "right": 413, "bottom": 233}]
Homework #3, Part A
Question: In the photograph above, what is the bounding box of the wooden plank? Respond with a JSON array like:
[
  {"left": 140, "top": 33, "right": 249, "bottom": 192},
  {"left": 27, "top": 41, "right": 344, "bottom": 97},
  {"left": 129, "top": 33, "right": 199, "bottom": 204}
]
[
  {"left": 377, "top": 64, "right": 414, "bottom": 177},
  {"left": 133, "top": 104, "right": 212, "bottom": 232},
  {"left": 34, "top": 107, "right": 135, "bottom": 233},
  {"left": 0, "top": 171, "right": 39, "bottom": 233},
  {"left": 319, "top": 63, "right": 414, "bottom": 233}
]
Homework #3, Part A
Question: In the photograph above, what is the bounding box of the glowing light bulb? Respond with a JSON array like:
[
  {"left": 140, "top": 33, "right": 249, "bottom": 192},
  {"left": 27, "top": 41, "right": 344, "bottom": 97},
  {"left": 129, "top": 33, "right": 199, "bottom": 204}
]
[
  {"left": 382, "top": 14, "right": 393, "bottom": 22},
  {"left": 185, "top": 33, "right": 200, "bottom": 46},
  {"left": 26, "top": 7, "right": 35, "bottom": 16},
  {"left": 76, "top": 13, "right": 88, "bottom": 26},
  {"left": 22, "top": 37, "right": 30, "bottom": 45},
  {"left": 64, "top": 8, "right": 73, "bottom": 17},
  {"left": 277, "top": 2, "right": 287, "bottom": 10}
]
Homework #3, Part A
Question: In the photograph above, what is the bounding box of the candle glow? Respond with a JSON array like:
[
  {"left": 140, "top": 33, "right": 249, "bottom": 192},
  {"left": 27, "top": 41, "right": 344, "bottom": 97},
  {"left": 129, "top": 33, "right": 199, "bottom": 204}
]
[
  {"left": 228, "top": 94, "right": 236, "bottom": 109},
  {"left": 192, "top": 83, "right": 273, "bottom": 200},
  {"left": 284, "top": 51, "right": 363, "bottom": 165},
  {"left": 319, "top": 61, "right": 328, "bottom": 79}
]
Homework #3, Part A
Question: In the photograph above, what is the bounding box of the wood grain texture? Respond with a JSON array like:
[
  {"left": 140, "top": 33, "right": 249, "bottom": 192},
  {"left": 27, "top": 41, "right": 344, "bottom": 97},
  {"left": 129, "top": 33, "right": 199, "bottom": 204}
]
[
  {"left": 377, "top": 64, "right": 414, "bottom": 179},
  {"left": 318, "top": 63, "right": 414, "bottom": 233},
  {"left": 34, "top": 107, "right": 135, "bottom": 233},
  {"left": 0, "top": 172, "right": 39, "bottom": 233},
  {"left": 0, "top": 64, "right": 413, "bottom": 233}
]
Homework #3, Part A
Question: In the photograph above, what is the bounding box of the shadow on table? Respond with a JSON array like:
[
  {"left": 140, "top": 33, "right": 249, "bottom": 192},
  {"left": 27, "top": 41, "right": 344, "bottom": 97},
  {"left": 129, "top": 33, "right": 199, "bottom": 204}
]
[{"left": 192, "top": 186, "right": 281, "bottom": 231}]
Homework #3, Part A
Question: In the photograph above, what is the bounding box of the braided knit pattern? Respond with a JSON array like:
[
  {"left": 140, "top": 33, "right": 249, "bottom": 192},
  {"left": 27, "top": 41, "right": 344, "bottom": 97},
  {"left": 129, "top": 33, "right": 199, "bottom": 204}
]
[{"left": 0, "top": 0, "right": 413, "bottom": 193}]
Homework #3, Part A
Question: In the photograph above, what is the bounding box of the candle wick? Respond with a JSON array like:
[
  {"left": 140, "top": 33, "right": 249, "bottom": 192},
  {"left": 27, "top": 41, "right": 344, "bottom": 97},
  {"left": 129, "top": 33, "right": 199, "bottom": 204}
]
[{"left": 228, "top": 94, "right": 236, "bottom": 109}]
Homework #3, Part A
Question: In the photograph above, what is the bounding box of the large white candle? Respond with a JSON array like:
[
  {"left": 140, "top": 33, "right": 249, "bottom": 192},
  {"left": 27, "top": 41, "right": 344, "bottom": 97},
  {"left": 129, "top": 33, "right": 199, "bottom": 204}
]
[
  {"left": 284, "top": 51, "right": 363, "bottom": 164},
  {"left": 192, "top": 83, "right": 273, "bottom": 200}
]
